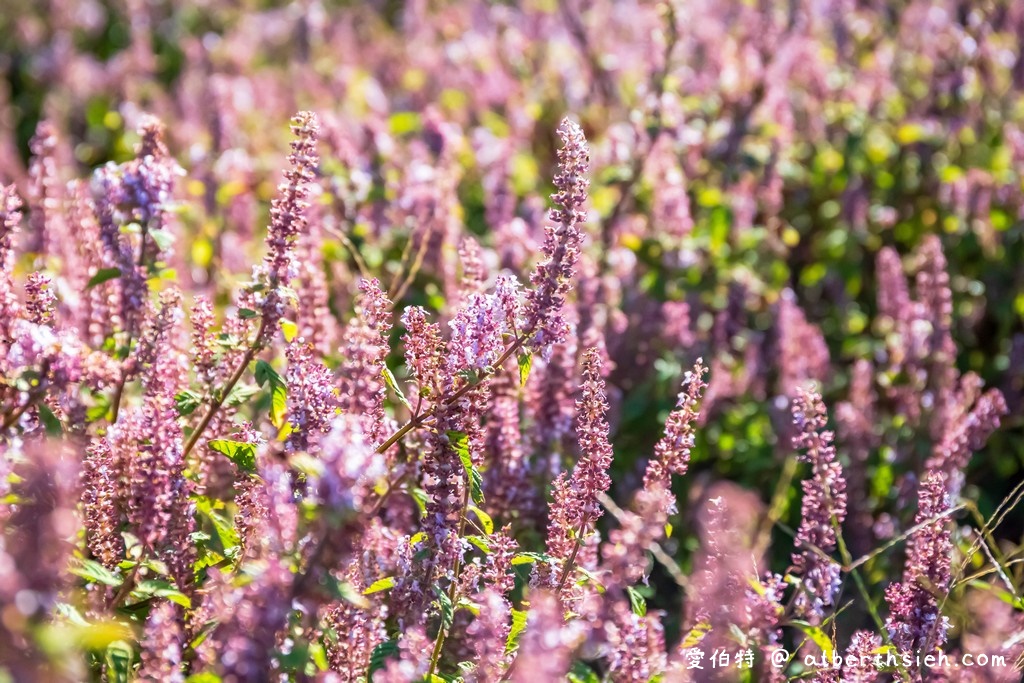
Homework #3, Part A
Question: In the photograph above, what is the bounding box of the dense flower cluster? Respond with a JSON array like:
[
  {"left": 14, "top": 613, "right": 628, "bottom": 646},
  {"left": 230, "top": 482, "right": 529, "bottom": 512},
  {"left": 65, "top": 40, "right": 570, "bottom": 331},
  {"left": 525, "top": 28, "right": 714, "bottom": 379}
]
[{"left": 790, "top": 387, "right": 848, "bottom": 622}]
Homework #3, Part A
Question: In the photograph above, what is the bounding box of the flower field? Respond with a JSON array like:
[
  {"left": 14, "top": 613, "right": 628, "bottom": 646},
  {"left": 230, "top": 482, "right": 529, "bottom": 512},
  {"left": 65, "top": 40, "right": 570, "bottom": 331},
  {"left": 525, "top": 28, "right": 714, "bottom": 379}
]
[{"left": 1, "top": 1, "right": 1023, "bottom": 681}]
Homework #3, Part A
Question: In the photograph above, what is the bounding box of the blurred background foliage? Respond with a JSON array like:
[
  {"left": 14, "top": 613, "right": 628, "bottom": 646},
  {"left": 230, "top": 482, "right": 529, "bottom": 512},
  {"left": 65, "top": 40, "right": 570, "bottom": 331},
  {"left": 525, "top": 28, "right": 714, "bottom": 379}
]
[{"left": 2, "top": 0, "right": 1023, "bottom": 651}]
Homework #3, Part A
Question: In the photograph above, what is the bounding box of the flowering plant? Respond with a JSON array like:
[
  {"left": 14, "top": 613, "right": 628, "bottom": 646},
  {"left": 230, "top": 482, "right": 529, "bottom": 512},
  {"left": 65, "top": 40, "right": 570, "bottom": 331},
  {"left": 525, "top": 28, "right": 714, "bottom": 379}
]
[{"left": 1, "top": 1, "right": 1023, "bottom": 681}]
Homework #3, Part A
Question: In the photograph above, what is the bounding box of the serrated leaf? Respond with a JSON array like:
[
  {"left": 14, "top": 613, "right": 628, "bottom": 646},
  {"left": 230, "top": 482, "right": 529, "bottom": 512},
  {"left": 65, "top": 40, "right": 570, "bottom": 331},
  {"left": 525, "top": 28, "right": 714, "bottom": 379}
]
[
  {"left": 363, "top": 576, "right": 396, "bottom": 595},
  {"left": 382, "top": 365, "right": 411, "bottom": 410},
  {"left": 224, "top": 383, "right": 259, "bottom": 408},
  {"left": 254, "top": 359, "right": 282, "bottom": 387},
  {"left": 54, "top": 602, "right": 90, "bottom": 628},
  {"left": 87, "top": 267, "right": 121, "bottom": 289},
  {"left": 626, "top": 586, "right": 647, "bottom": 617},
  {"left": 434, "top": 586, "right": 455, "bottom": 630},
  {"left": 517, "top": 351, "right": 532, "bottom": 387},
  {"left": 504, "top": 608, "right": 528, "bottom": 655},
  {"left": 71, "top": 559, "right": 123, "bottom": 587},
  {"left": 447, "top": 430, "right": 484, "bottom": 505},
  {"left": 368, "top": 639, "right": 400, "bottom": 675},
  {"left": 208, "top": 439, "right": 257, "bottom": 473},
  {"left": 254, "top": 360, "right": 288, "bottom": 428},
  {"left": 175, "top": 390, "right": 201, "bottom": 416},
  {"left": 468, "top": 505, "right": 494, "bottom": 535}
]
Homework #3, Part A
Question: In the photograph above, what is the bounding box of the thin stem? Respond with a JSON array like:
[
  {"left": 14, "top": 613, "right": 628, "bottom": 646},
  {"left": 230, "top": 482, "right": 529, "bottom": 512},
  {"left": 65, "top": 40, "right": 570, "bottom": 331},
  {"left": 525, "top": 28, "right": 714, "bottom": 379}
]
[
  {"left": 365, "top": 335, "right": 527, "bottom": 528},
  {"left": 373, "top": 335, "right": 526, "bottom": 457},
  {"left": 182, "top": 317, "right": 267, "bottom": 458},
  {"left": 109, "top": 221, "right": 152, "bottom": 424},
  {"left": 389, "top": 223, "right": 434, "bottom": 303},
  {"left": 2, "top": 359, "right": 51, "bottom": 432},
  {"left": 2, "top": 393, "right": 37, "bottom": 431},
  {"left": 556, "top": 519, "right": 588, "bottom": 594},
  {"left": 324, "top": 221, "right": 371, "bottom": 281},
  {"left": 427, "top": 480, "right": 472, "bottom": 679}
]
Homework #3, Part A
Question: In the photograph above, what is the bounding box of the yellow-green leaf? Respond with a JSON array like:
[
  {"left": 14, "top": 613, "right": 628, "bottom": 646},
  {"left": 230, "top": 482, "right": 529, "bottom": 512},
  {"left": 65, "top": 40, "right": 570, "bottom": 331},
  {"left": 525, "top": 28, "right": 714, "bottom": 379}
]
[{"left": 363, "top": 576, "right": 396, "bottom": 595}]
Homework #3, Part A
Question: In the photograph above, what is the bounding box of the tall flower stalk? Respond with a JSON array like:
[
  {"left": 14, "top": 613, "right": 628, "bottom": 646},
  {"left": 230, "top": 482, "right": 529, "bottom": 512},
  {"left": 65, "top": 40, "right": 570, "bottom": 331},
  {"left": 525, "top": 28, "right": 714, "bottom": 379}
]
[
  {"left": 183, "top": 111, "right": 320, "bottom": 457},
  {"left": 535, "top": 347, "right": 614, "bottom": 603},
  {"left": 369, "top": 116, "right": 589, "bottom": 463},
  {"left": 790, "top": 387, "right": 847, "bottom": 623}
]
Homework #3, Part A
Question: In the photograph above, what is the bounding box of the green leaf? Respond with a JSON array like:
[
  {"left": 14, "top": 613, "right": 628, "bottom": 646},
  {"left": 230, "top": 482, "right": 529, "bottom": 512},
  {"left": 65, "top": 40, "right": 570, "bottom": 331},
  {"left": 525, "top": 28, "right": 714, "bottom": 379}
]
[
  {"left": 185, "top": 674, "right": 222, "bottom": 683},
  {"left": 175, "top": 390, "right": 201, "bottom": 416},
  {"left": 38, "top": 403, "right": 62, "bottom": 436},
  {"left": 327, "top": 579, "right": 369, "bottom": 609},
  {"left": 208, "top": 439, "right": 257, "bottom": 473},
  {"left": 224, "top": 383, "right": 260, "bottom": 408},
  {"left": 238, "top": 308, "right": 258, "bottom": 320},
  {"left": 465, "top": 535, "right": 491, "bottom": 554},
  {"left": 567, "top": 662, "right": 601, "bottom": 683},
  {"left": 254, "top": 359, "right": 283, "bottom": 387},
  {"left": 792, "top": 620, "right": 834, "bottom": 660},
  {"left": 456, "top": 596, "right": 481, "bottom": 617},
  {"left": 310, "top": 641, "right": 329, "bottom": 672},
  {"left": 149, "top": 227, "right": 175, "bottom": 252},
  {"left": 131, "top": 579, "right": 192, "bottom": 608},
  {"left": 517, "top": 351, "right": 532, "bottom": 387},
  {"left": 434, "top": 586, "right": 455, "bottom": 630},
  {"left": 87, "top": 267, "right": 121, "bottom": 289},
  {"left": 194, "top": 496, "right": 240, "bottom": 556},
  {"left": 468, "top": 505, "right": 494, "bottom": 535},
  {"left": 363, "top": 576, "right": 396, "bottom": 595},
  {"left": 447, "top": 430, "right": 484, "bottom": 505},
  {"left": 71, "top": 559, "right": 123, "bottom": 587},
  {"left": 87, "top": 392, "right": 112, "bottom": 422},
  {"left": 254, "top": 360, "right": 287, "bottom": 428},
  {"left": 271, "top": 389, "right": 287, "bottom": 429},
  {"left": 626, "top": 586, "right": 647, "bottom": 617},
  {"left": 504, "top": 608, "right": 528, "bottom": 655},
  {"left": 104, "top": 641, "right": 133, "bottom": 683},
  {"left": 410, "top": 488, "right": 429, "bottom": 518},
  {"left": 382, "top": 365, "right": 411, "bottom": 410},
  {"left": 368, "top": 639, "right": 400, "bottom": 676},
  {"left": 678, "top": 618, "right": 711, "bottom": 649},
  {"left": 510, "top": 552, "right": 552, "bottom": 566}
]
